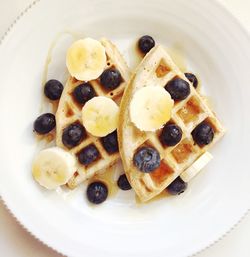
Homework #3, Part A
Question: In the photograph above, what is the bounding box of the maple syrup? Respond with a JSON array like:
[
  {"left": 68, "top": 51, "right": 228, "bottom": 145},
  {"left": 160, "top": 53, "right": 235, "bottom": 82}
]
[
  {"left": 35, "top": 130, "right": 55, "bottom": 144},
  {"left": 150, "top": 162, "right": 174, "bottom": 185},
  {"left": 177, "top": 97, "right": 202, "bottom": 124},
  {"left": 90, "top": 165, "right": 119, "bottom": 198},
  {"left": 155, "top": 59, "right": 170, "bottom": 78},
  {"left": 126, "top": 40, "right": 143, "bottom": 70},
  {"left": 40, "top": 31, "right": 81, "bottom": 114},
  {"left": 36, "top": 35, "right": 204, "bottom": 205},
  {"left": 135, "top": 189, "right": 171, "bottom": 204},
  {"left": 171, "top": 139, "right": 194, "bottom": 164}
]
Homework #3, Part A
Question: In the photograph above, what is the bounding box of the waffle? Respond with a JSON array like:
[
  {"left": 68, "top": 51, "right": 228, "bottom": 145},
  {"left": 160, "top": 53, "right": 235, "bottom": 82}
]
[
  {"left": 118, "top": 45, "right": 225, "bottom": 202},
  {"left": 56, "top": 38, "right": 130, "bottom": 188}
]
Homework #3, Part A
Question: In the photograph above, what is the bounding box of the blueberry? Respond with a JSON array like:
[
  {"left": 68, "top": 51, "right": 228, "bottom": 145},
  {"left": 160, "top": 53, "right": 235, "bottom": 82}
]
[
  {"left": 117, "top": 174, "right": 132, "bottom": 191},
  {"left": 138, "top": 35, "right": 155, "bottom": 54},
  {"left": 44, "top": 80, "right": 63, "bottom": 100},
  {"left": 72, "top": 83, "right": 96, "bottom": 105},
  {"left": 192, "top": 121, "right": 214, "bottom": 146},
  {"left": 100, "top": 68, "right": 122, "bottom": 90},
  {"left": 165, "top": 77, "right": 190, "bottom": 101},
  {"left": 185, "top": 73, "right": 198, "bottom": 88},
  {"left": 160, "top": 124, "right": 182, "bottom": 146},
  {"left": 87, "top": 181, "right": 108, "bottom": 204},
  {"left": 101, "top": 130, "right": 118, "bottom": 154},
  {"left": 33, "top": 113, "right": 56, "bottom": 134},
  {"left": 78, "top": 144, "right": 100, "bottom": 166},
  {"left": 62, "top": 123, "right": 86, "bottom": 148},
  {"left": 133, "top": 147, "right": 160, "bottom": 173},
  {"left": 166, "top": 176, "right": 187, "bottom": 195}
]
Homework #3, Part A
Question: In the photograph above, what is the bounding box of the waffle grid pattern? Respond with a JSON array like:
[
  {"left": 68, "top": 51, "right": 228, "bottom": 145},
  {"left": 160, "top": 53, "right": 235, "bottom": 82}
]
[
  {"left": 56, "top": 38, "right": 130, "bottom": 188},
  {"left": 119, "top": 46, "right": 225, "bottom": 201}
]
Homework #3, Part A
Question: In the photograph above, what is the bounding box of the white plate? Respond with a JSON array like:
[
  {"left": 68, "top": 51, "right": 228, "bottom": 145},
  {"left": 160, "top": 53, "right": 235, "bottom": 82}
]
[{"left": 0, "top": 0, "right": 250, "bottom": 256}]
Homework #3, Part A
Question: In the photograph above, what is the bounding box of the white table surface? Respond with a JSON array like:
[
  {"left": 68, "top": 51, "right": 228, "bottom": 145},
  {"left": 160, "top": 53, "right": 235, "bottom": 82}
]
[{"left": 0, "top": 0, "right": 250, "bottom": 256}]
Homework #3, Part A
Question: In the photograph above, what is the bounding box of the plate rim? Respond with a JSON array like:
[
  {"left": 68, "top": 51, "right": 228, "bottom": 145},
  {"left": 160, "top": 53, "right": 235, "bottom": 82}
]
[{"left": 0, "top": 0, "right": 249, "bottom": 256}]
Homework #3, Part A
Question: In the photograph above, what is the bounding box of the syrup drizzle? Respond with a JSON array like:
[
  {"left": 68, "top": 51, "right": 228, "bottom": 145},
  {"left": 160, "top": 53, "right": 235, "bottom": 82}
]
[
  {"left": 37, "top": 30, "right": 82, "bottom": 144},
  {"left": 135, "top": 190, "right": 171, "bottom": 204},
  {"left": 90, "top": 165, "right": 119, "bottom": 198},
  {"left": 36, "top": 35, "right": 198, "bottom": 204},
  {"left": 40, "top": 30, "right": 82, "bottom": 114}
]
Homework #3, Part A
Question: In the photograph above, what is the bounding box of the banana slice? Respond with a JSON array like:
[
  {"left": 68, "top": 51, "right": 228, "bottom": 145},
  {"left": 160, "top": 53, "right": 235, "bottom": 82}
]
[
  {"left": 129, "top": 86, "right": 174, "bottom": 131},
  {"left": 82, "top": 96, "right": 119, "bottom": 137},
  {"left": 66, "top": 38, "right": 106, "bottom": 81},
  {"left": 32, "top": 147, "right": 76, "bottom": 189},
  {"left": 180, "top": 152, "right": 213, "bottom": 182}
]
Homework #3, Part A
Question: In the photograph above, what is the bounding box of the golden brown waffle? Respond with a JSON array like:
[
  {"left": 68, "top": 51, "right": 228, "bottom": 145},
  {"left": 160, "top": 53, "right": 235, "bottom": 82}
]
[
  {"left": 56, "top": 38, "right": 130, "bottom": 188},
  {"left": 118, "top": 45, "right": 225, "bottom": 202}
]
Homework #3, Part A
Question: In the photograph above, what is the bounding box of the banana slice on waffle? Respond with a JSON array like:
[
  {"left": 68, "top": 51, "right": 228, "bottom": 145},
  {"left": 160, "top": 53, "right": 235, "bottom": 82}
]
[
  {"left": 118, "top": 45, "right": 225, "bottom": 202},
  {"left": 56, "top": 38, "right": 130, "bottom": 188}
]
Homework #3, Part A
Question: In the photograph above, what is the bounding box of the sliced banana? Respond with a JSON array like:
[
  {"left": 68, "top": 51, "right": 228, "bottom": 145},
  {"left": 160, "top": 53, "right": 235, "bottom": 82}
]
[
  {"left": 129, "top": 86, "right": 174, "bottom": 131},
  {"left": 32, "top": 147, "right": 77, "bottom": 190},
  {"left": 66, "top": 38, "right": 106, "bottom": 81},
  {"left": 82, "top": 96, "right": 119, "bottom": 137},
  {"left": 180, "top": 152, "right": 213, "bottom": 182}
]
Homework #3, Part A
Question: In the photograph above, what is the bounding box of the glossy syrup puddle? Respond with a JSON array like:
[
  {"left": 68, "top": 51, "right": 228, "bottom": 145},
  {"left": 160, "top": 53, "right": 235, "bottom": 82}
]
[
  {"left": 171, "top": 139, "right": 195, "bottom": 164},
  {"left": 177, "top": 97, "right": 203, "bottom": 124},
  {"left": 135, "top": 190, "right": 171, "bottom": 204},
  {"left": 35, "top": 131, "right": 56, "bottom": 144},
  {"left": 89, "top": 165, "right": 119, "bottom": 198}
]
